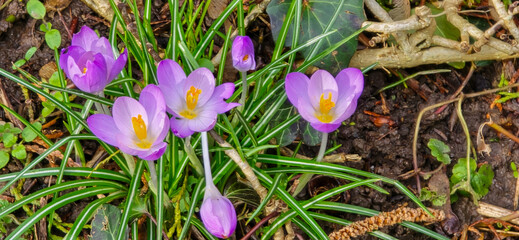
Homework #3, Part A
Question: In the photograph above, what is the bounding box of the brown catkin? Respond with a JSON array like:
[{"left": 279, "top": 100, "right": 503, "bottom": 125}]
[{"left": 328, "top": 207, "right": 445, "bottom": 240}]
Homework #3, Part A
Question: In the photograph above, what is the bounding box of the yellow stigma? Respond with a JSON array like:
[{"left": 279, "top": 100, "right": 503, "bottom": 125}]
[
  {"left": 315, "top": 92, "right": 335, "bottom": 123},
  {"left": 180, "top": 86, "right": 202, "bottom": 119},
  {"left": 243, "top": 54, "right": 249, "bottom": 61},
  {"left": 132, "top": 114, "right": 151, "bottom": 149},
  {"left": 83, "top": 68, "right": 87, "bottom": 74}
]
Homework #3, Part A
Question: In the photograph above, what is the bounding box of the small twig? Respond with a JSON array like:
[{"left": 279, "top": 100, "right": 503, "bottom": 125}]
[
  {"left": 240, "top": 212, "right": 279, "bottom": 240},
  {"left": 435, "top": 63, "right": 476, "bottom": 115},
  {"left": 143, "top": 212, "right": 170, "bottom": 240},
  {"left": 487, "top": 123, "right": 519, "bottom": 144}
]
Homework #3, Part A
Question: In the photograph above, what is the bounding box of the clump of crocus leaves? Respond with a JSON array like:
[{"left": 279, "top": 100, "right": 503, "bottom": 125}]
[{"left": 58, "top": 26, "right": 364, "bottom": 239}]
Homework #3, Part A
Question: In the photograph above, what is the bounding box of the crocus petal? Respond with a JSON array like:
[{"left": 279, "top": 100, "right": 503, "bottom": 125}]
[
  {"left": 139, "top": 84, "right": 166, "bottom": 124},
  {"left": 296, "top": 101, "right": 320, "bottom": 123},
  {"left": 87, "top": 114, "right": 120, "bottom": 146},
  {"left": 285, "top": 72, "right": 309, "bottom": 108},
  {"left": 107, "top": 48, "right": 128, "bottom": 81},
  {"left": 170, "top": 117, "right": 195, "bottom": 138},
  {"left": 336, "top": 68, "right": 364, "bottom": 102},
  {"left": 65, "top": 55, "right": 82, "bottom": 80},
  {"left": 308, "top": 70, "right": 338, "bottom": 110},
  {"left": 147, "top": 112, "right": 169, "bottom": 145},
  {"left": 91, "top": 37, "right": 114, "bottom": 59},
  {"left": 310, "top": 122, "right": 341, "bottom": 133},
  {"left": 157, "top": 59, "right": 187, "bottom": 87},
  {"left": 138, "top": 142, "right": 167, "bottom": 161},
  {"left": 333, "top": 99, "right": 359, "bottom": 124},
  {"left": 73, "top": 54, "right": 108, "bottom": 93},
  {"left": 72, "top": 26, "right": 99, "bottom": 51},
  {"left": 157, "top": 60, "right": 188, "bottom": 114},
  {"left": 184, "top": 67, "right": 215, "bottom": 106},
  {"left": 113, "top": 97, "right": 149, "bottom": 138},
  {"left": 116, "top": 137, "right": 144, "bottom": 156},
  {"left": 187, "top": 109, "right": 217, "bottom": 132},
  {"left": 203, "top": 83, "right": 239, "bottom": 114},
  {"left": 200, "top": 196, "right": 237, "bottom": 238},
  {"left": 60, "top": 46, "right": 85, "bottom": 79},
  {"left": 232, "top": 36, "right": 255, "bottom": 72}
]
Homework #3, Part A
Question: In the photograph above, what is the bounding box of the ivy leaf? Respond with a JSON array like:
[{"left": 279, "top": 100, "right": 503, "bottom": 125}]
[
  {"left": 270, "top": 103, "right": 298, "bottom": 147},
  {"left": 91, "top": 204, "right": 128, "bottom": 240},
  {"left": 427, "top": 138, "right": 451, "bottom": 164},
  {"left": 267, "top": 0, "right": 365, "bottom": 74},
  {"left": 300, "top": 121, "right": 322, "bottom": 146}
]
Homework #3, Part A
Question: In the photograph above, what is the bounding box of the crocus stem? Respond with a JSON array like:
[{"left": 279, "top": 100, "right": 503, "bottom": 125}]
[
  {"left": 184, "top": 136, "right": 205, "bottom": 176},
  {"left": 95, "top": 92, "right": 111, "bottom": 115},
  {"left": 201, "top": 131, "right": 214, "bottom": 187},
  {"left": 239, "top": 71, "right": 248, "bottom": 110},
  {"left": 292, "top": 132, "right": 328, "bottom": 197},
  {"left": 147, "top": 160, "right": 159, "bottom": 194}
]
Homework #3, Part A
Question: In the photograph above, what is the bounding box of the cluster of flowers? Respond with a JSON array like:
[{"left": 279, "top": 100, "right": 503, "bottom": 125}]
[{"left": 59, "top": 26, "right": 363, "bottom": 239}]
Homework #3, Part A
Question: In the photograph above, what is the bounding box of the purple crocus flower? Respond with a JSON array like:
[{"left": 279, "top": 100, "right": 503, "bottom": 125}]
[
  {"left": 87, "top": 84, "right": 169, "bottom": 160},
  {"left": 285, "top": 68, "right": 364, "bottom": 133},
  {"left": 60, "top": 26, "right": 128, "bottom": 94},
  {"left": 232, "top": 36, "right": 256, "bottom": 72},
  {"left": 157, "top": 59, "right": 239, "bottom": 138},
  {"left": 200, "top": 182, "right": 237, "bottom": 239}
]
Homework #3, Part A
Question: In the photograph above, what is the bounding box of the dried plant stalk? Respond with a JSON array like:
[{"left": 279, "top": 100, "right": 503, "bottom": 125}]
[{"left": 328, "top": 207, "right": 445, "bottom": 240}]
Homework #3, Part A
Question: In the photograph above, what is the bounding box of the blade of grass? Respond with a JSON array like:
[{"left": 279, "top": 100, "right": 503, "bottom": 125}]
[
  {"left": 0, "top": 167, "right": 130, "bottom": 183},
  {"left": 64, "top": 191, "right": 126, "bottom": 240},
  {"left": 6, "top": 187, "right": 120, "bottom": 240},
  {"left": 117, "top": 160, "right": 145, "bottom": 240}
]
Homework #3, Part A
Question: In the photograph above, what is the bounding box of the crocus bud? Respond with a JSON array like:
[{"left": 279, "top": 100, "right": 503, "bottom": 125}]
[
  {"left": 200, "top": 183, "right": 237, "bottom": 239},
  {"left": 232, "top": 36, "right": 256, "bottom": 72},
  {"left": 60, "top": 26, "right": 128, "bottom": 94}
]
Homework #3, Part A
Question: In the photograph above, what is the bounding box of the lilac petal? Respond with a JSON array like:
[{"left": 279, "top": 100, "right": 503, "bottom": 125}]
[
  {"left": 170, "top": 117, "right": 194, "bottom": 138},
  {"left": 310, "top": 122, "right": 341, "bottom": 133},
  {"left": 295, "top": 101, "right": 319, "bottom": 123},
  {"left": 91, "top": 37, "right": 114, "bottom": 58},
  {"left": 203, "top": 83, "right": 239, "bottom": 114},
  {"left": 157, "top": 59, "right": 186, "bottom": 91},
  {"left": 336, "top": 68, "right": 364, "bottom": 102},
  {"left": 138, "top": 142, "right": 167, "bottom": 161},
  {"left": 333, "top": 99, "right": 359, "bottom": 124},
  {"left": 65, "top": 55, "right": 82, "bottom": 80},
  {"left": 117, "top": 137, "right": 143, "bottom": 156},
  {"left": 232, "top": 36, "right": 255, "bottom": 72},
  {"left": 148, "top": 112, "right": 169, "bottom": 144},
  {"left": 139, "top": 84, "right": 166, "bottom": 124},
  {"left": 87, "top": 114, "right": 120, "bottom": 146},
  {"left": 72, "top": 26, "right": 99, "bottom": 51},
  {"left": 73, "top": 54, "right": 108, "bottom": 93},
  {"left": 60, "top": 46, "right": 85, "bottom": 79},
  {"left": 285, "top": 72, "right": 310, "bottom": 108},
  {"left": 187, "top": 109, "right": 217, "bottom": 132},
  {"left": 200, "top": 196, "right": 237, "bottom": 239},
  {"left": 308, "top": 70, "right": 338, "bottom": 110},
  {"left": 184, "top": 67, "right": 215, "bottom": 106},
  {"left": 113, "top": 97, "right": 148, "bottom": 138},
  {"left": 157, "top": 60, "right": 187, "bottom": 114},
  {"left": 107, "top": 48, "right": 128, "bottom": 81}
]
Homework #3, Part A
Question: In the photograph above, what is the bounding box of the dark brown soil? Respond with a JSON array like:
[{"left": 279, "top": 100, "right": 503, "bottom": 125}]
[{"left": 0, "top": 0, "right": 518, "bottom": 239}]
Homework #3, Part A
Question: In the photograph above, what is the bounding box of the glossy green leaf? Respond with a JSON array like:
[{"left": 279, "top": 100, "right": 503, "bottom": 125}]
[
  {"left": 45, "top": 29, "right": 61, "bottom": 49},
  {"left": 21, "top": 122, "right": 42, "bottom": 142},
  {"left": 2, "top": 133, "right": 16, "bottom": 148},
  {"left": 267, "top": 0, "right": 365, "bottom": 73},
  {"left": 11, "top": 144, "right": 26, "bottom": 160},
  {"left": 26, "top": 0, "right": 46, "bottom": 19},
  {"left": 0, "top": 151, "right": 9, "bottom": 169}
]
